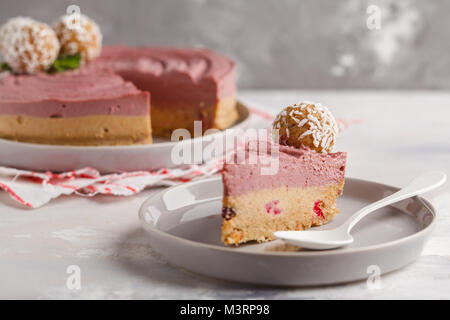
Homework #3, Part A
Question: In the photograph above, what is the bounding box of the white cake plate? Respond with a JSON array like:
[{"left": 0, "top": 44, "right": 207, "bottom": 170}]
[
  {"left": 139, "top": 176, "right": 436, "bottom": 286},
  {"left": 0, "top": 102, "right": 251, "bottom": 173}
]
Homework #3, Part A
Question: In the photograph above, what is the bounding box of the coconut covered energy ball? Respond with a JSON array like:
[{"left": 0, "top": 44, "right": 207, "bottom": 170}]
[
  {"left": 0, "top": 17, "right": 60, "bottom": 74},
  {"left": 54, "top": 13, "right": 102, "bottom": 63},
  {"left": 273, "top": 102, "right": 338, "bottom": 153}
]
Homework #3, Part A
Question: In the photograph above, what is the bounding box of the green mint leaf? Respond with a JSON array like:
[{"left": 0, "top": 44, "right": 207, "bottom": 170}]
[
  {"left": 50, "top": 53, "right": 82, "bottom": 73},
  {"left": 1, "top": 62, "right": 12, "bottom": 72}
]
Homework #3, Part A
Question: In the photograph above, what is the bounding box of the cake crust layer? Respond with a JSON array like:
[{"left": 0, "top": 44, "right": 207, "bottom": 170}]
[
  {"left": 151, "top": 96, "right": 238, "bottom": 138},
  {"left": 221, "top": 182, "right": 344, "bottom": 245},
  {"left": 0, "top": 114, "right": 152, "bottom": 146}
]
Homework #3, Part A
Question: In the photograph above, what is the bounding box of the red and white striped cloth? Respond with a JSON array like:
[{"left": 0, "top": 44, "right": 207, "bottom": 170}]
[
  {"left": 0, "top": 161, "right": 223, "bottom": 208},
  {"left": 0, "top": 106, "right": 360, "bottom": 208}
]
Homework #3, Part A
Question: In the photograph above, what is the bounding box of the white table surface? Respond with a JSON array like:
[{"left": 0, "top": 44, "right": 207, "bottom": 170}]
[{"left": 1, "top": 90, "right": 449, "bottom": 299}]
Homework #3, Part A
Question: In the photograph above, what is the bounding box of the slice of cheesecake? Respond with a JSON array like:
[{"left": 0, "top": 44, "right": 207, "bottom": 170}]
[
  {"left": 221, "top": 143, "right": 346, "bottom": 246},
  {"left": 0, "top": 69, "right": 151, "bottom": 146}
]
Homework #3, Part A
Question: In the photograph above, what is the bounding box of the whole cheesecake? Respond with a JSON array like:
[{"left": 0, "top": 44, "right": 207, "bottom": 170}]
[
  {"left": 0, "top": 46, "right": 238, "bottom": 146},
  {"left": 93, "top": 46, "right": 238, "bottom": 138},
  {"left": 0, "top": 69, "right": 151, "bottom": 145}
]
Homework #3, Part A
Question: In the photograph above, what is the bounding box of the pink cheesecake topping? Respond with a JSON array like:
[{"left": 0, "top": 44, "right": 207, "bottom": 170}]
[
  {"left": 222, "top": 143, "right": 347, "bottom": 196},
  {"left": 0, "top": 69, "right": 149, "bottom": 118},
  {"left": 92, "top": 46, "right": 235, "bottom": 106}
]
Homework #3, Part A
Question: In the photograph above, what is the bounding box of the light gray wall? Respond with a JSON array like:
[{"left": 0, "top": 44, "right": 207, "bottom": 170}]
[{"left": 0, "top": 0, "right": 449, "bottom": 89}]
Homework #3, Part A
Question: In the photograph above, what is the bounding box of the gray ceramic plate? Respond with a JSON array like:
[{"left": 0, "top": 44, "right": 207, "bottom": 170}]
[{"left": 139, "top": 176, "right": 436, "bottom": 286}]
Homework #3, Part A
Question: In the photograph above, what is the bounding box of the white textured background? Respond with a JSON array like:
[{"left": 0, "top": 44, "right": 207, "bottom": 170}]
[{"left": 1, "top": 0, "right": 449, "bottom": 89}]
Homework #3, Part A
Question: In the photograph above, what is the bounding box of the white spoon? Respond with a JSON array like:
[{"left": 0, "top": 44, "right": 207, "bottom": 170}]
[{"left": 274, "top": 171, "right": 447, "bottom": 250}]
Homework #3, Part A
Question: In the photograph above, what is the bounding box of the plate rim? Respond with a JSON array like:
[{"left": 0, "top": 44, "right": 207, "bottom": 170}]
[
  {"left": 138, "top": 176, "right": 437, "bottom": 257},
  {"left": 0, "top": 101, "right": 251, "bottom": 150}
]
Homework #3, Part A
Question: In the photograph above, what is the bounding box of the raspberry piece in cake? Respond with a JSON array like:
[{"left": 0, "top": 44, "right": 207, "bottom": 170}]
[
  {"left": 265, "top": 200, "right": 283, "bottom": 215},
  {"left": 313, "top": 200, "right": 325, "bottom": 219}
]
